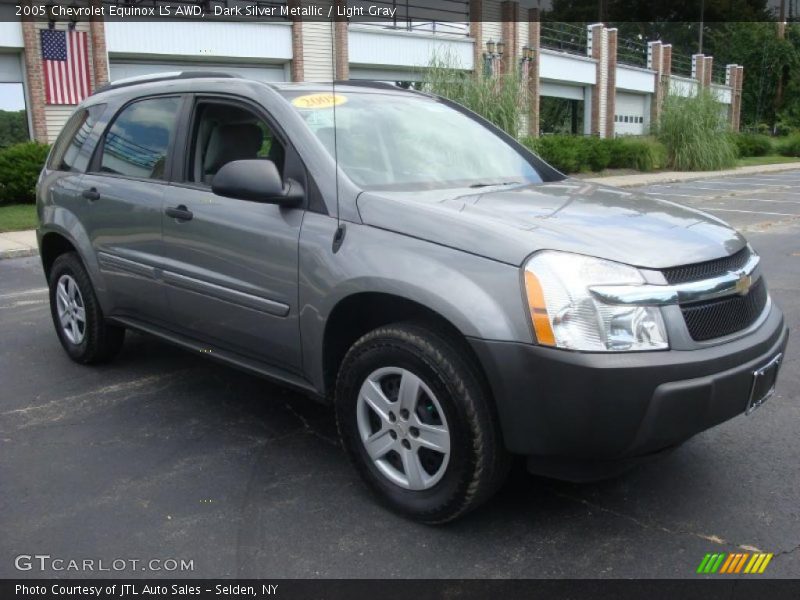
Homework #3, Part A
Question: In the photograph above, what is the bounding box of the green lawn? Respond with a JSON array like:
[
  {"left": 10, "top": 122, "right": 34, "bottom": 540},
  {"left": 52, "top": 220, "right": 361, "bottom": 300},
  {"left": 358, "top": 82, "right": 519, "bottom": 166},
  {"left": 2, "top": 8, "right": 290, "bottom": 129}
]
[
  {"left": 736, "top": 155, "right": 800, "bottom": 167},
  {"left": 0, "top": 203, "right": 38, "bottom": 232}
]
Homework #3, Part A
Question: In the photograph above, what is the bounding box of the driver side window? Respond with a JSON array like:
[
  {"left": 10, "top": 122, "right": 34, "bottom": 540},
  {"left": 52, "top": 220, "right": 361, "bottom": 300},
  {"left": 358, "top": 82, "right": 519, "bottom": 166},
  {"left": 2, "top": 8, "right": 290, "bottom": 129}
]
[{"left": 187, "top": 101, "right": 284, "bottom": 187}]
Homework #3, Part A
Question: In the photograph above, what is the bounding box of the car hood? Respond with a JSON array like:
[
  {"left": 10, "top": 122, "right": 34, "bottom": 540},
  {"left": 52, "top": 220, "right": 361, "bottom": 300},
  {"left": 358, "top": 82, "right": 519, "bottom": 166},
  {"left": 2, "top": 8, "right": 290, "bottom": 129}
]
[{"left": 356, "top": 179, "right": 746, "bottom": 268}]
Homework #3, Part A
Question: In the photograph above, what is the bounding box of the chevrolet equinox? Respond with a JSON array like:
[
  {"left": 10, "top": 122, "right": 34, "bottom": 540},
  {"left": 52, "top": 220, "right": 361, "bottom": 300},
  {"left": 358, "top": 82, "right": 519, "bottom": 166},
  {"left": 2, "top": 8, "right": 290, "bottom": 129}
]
[{"left": 37, "top": 73, "right": 789, "bottom": 523}]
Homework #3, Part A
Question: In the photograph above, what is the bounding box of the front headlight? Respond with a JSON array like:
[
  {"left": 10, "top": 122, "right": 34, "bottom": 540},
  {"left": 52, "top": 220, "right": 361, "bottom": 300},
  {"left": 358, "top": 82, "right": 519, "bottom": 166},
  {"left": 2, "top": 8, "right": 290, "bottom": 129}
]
[{"left": 523, "top": 251, "right": 668, "bottom": 351}]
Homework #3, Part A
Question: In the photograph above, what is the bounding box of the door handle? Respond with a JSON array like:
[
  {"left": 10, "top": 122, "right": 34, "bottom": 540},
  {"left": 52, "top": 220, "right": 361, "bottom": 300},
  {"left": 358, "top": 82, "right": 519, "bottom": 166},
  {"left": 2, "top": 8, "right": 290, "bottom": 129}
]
[
  {"left": 82, "top": 188, "right": 100, "bottom": 201},
  {"left": 165, "top": 205, "right": 193, "bottom": 221}
]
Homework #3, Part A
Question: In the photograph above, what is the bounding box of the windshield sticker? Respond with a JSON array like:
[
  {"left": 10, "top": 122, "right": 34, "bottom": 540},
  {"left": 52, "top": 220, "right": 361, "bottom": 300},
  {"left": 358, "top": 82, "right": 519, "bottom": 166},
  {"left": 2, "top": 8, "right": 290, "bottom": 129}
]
[{"left": 291, "top": 93, "right": 348, "bottom": 109}]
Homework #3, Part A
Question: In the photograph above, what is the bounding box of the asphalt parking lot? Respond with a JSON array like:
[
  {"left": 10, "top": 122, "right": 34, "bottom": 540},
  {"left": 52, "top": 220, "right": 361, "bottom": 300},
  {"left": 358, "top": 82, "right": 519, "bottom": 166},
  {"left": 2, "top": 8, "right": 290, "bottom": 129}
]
[{"left": 1, "top": 170, "right": 799, "bottom": 579}]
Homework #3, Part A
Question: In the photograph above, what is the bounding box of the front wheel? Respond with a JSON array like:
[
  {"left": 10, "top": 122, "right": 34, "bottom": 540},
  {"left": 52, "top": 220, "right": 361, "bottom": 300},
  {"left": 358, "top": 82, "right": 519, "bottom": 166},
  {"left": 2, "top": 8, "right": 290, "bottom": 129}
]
[
  {"left": 335, "top": 322, "right": 509, "bottom": 524},
  {"left": 48, "top": 252, "right": 125, "bottom": 364}
]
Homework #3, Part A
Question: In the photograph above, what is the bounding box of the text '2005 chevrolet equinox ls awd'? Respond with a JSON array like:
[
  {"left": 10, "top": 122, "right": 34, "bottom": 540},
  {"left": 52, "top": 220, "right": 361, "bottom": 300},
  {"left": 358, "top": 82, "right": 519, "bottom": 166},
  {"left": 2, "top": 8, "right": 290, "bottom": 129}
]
[{"left": 37, "top": 73, "right": 789, "bottom": 523}]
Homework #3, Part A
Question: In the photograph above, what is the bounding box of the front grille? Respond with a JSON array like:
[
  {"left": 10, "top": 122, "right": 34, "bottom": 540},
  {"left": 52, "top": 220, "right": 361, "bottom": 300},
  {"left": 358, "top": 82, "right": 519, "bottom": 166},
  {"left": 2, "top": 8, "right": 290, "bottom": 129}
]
[
  {"left": 681, "top": 277, "right": 768, "bottom": 341},
  {"left": 663, "top": 247, "right": 751, "bottom": 284}
]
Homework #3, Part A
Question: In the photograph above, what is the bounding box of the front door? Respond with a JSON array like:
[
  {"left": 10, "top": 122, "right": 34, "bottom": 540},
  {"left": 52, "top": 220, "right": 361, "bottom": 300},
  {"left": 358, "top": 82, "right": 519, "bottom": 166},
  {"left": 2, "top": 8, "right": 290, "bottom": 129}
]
[{"left": 159, "top": 97, "right": 304, "bottom": 371}]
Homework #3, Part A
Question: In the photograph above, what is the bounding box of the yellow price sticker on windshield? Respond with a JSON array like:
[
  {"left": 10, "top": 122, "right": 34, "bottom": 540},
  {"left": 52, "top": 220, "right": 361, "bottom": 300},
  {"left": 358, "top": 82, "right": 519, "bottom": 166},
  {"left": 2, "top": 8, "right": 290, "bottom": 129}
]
[{"left": 291, "top": 93, "right": 347, "bottom": 109}]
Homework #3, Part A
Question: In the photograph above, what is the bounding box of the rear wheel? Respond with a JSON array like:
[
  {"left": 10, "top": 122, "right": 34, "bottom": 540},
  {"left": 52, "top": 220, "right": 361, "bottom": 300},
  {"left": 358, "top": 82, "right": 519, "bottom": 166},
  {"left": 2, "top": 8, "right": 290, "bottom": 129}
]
[
  {"left": 335, "top": 322, "right": 509, "bottom": 524},
  {"left": 48, "top": 252, "right": 125, "bottom": 364}
]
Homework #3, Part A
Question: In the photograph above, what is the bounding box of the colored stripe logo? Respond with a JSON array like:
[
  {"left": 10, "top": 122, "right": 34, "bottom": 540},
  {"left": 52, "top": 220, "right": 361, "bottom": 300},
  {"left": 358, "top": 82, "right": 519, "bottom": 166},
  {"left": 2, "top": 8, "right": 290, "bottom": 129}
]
[{"left": 696, "top": 552, "right": 773, "bottom": 574}]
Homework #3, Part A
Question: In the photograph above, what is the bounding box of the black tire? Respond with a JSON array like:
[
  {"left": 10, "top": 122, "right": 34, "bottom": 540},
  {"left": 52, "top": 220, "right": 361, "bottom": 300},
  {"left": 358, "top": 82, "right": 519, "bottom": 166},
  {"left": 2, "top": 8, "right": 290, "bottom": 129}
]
[
  {"left": 335, "top": 321, "right": 510, "bottom": 524},
  {"left": 48, "top": 252, "right": 125, "bottom": 364}
]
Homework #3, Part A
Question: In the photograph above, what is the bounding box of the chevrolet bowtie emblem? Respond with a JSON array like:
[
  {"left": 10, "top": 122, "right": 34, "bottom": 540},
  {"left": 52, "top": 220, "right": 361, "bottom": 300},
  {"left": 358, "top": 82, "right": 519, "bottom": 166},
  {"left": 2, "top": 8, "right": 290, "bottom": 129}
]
[{"left": 735, "top": 272, "right": 753, "bottom": 295}]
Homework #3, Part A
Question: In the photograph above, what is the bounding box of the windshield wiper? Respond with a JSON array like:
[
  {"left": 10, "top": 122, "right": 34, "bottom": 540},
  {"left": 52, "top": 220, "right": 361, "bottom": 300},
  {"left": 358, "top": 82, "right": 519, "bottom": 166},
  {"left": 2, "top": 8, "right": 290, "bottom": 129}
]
[{"left": 468, "top": 181, "right": 522, "bottom": 189}]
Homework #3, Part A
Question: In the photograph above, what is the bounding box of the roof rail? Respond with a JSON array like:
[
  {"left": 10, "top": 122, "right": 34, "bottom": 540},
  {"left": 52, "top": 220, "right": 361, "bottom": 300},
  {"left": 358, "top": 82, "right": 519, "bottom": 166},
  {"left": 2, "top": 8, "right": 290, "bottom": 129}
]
[
  {"left": 93, "top": 71, "right": 242, "bottom": 95},
  {"left": 333, "top": 80, "right": 402, "bottom": 91}
]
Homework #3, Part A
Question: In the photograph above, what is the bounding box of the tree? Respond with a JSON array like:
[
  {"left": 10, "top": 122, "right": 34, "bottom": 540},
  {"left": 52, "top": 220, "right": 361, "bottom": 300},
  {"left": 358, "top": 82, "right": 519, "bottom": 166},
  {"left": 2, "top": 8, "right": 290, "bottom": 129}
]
[
  {"left": 707, "top": 22, "right": 800, "bottom": 130},
  {"left": 0, "top": 110, "right": 29, "bottom": 148}
]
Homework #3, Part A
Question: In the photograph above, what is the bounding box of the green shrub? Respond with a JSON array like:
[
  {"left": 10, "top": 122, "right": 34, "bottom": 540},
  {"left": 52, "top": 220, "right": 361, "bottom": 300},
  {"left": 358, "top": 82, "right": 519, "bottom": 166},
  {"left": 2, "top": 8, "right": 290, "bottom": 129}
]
[
  {"left": 657, "top": 90, "right": 737, "bottom": 171},
  {"left": 584, "top": 136, "right": 611, "bottom": 171},
  {"left": 522, "top": 135, "right": 586, "bottom": 173},
  {"left": 0, "top": 141, "right": 50, "bottom": 204},
  {"left": 522, "top": 135, "right": 665, "bottom": 174},
  {"left": 607, "top": 137, "right": 666, "bottom": 171},
  {"left": 733, "top": 133, "right": 773, "bottom": 157},
  {"left": 776, "top": 134, "right": 800, "bottom": 157}
]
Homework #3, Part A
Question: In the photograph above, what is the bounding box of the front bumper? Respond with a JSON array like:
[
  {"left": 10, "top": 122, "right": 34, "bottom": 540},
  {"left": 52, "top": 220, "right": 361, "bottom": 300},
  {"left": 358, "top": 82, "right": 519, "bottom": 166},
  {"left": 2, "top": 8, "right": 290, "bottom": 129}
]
[{"left": 470, "top": 303, "right": 789, "bottom": 466}]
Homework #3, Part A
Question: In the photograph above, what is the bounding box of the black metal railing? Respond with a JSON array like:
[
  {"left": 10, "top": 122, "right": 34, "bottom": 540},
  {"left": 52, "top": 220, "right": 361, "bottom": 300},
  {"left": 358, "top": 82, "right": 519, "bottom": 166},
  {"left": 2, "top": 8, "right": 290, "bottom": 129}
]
[
  {"left": 347, "top": 0, "right": 470, "bottom": 36},
  {"left": 540, "top": 22, "right": 587, "bottom": 55},
  {"left": 671, "top": 51, "right": 694, "bottom": 77},
  {"left": 617, "top": 36, "right": 648, "bottom": 68}
]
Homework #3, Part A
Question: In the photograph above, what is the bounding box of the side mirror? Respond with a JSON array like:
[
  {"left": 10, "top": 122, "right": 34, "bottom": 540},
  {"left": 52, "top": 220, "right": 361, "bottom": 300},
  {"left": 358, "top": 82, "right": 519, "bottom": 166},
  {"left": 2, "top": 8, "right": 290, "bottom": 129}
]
[{"left": 211, "top": 159, "right": 303, "bottom": 206}]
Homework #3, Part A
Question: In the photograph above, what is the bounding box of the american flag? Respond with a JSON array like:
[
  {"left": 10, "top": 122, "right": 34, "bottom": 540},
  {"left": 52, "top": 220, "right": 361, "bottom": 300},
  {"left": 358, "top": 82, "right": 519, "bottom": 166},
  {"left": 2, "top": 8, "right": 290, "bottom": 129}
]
[{"left": 40, "top": 29, "right": 91, "bottom": 105}]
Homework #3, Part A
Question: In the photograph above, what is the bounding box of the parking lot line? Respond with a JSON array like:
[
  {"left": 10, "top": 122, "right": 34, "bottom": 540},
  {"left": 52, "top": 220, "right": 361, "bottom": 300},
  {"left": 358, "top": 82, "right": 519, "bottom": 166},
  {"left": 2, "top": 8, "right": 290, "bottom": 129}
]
[
  {"left": 645, "top": 192, "right": 712, "bottom": 198},
  {"left": 699, "top": 208, "right": 799, "bottom": 217},
  {"left": 698, "top": 181, "right": 792, "bottom": 187},
  {"left": 0, "top": 287, "right": 48, "bottom": 299},
  {"left": 722, "top": 198, "right": 800, "bottom": 205}
]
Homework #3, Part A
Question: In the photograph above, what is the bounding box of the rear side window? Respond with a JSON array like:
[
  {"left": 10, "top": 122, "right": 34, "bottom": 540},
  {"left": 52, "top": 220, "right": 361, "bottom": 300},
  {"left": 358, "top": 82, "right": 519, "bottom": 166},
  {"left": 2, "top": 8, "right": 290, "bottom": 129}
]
[
  {"left": 48, "top": 104, "right": 104, "bottom": 172},
  {"left": 99, "top": 96, "right": 181, "bottom": 180}
]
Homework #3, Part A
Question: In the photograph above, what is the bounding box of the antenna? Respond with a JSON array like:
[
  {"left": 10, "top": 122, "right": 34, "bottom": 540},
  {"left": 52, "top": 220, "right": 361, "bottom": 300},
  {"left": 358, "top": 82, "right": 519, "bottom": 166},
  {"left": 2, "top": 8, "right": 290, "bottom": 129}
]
[
  {"left": 330, "top": 17, "right": 341, "bottom": 229},
  {"left": 330, "top": 14, "right": 346, "bottom": 253}
]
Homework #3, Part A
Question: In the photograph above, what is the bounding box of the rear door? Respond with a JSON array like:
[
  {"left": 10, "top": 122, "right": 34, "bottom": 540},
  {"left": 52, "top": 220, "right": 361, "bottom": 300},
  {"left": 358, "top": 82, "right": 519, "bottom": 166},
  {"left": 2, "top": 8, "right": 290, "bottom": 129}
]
[
  {"left": 80, "top": 95, "right": 184, "bottom": 324},
  {"left": 41, "top": 105, "right": 105, "bottom": 237},
  {"left": 159, "top": 95, "right": 305, "bottom": 371}
]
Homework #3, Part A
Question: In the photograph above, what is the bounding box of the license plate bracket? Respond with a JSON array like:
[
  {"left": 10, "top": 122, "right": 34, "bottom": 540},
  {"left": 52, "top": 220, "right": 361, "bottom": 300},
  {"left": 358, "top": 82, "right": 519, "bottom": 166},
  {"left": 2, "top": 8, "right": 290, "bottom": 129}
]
[{"left": 746, "top": 353, "right": 783, "bottom": 415}]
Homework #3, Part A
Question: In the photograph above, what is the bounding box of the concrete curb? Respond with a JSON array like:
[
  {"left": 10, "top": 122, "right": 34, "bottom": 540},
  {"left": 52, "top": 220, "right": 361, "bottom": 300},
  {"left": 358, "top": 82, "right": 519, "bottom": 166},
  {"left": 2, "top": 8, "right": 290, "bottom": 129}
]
[
  {"left": 0, "top": 247, "right": 39, "bottom": 260},
  {"left": 583, "top": 162, "right": 800, "bottom": 188},
  {"left": 0, "top": 229, "right": 38, "bottom": 260}
]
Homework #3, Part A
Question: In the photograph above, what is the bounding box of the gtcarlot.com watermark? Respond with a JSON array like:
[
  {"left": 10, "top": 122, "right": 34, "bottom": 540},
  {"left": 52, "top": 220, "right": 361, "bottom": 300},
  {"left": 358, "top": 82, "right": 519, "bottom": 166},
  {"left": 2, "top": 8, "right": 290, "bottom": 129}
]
[{"left": 14, "top": 554, "right": 195, "bottom": 573}]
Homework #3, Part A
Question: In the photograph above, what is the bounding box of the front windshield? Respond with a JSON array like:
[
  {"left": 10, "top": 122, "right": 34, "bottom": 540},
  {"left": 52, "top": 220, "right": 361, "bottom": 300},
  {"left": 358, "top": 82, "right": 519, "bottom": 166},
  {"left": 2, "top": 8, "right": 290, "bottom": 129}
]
[{"left": 284, "top": 90, "right": 543, "bottom": 190}]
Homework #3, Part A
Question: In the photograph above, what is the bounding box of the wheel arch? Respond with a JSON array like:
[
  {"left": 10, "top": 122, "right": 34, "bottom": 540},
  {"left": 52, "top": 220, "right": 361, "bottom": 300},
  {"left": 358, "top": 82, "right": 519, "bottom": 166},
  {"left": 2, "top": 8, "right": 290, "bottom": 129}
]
[
  {"left": 40, "top": 231, "right": 78, "bottom": 278},
  {"left": 321, "top": 291, "right": 490, "bottom": 402},
  {"left": 38, "top": 221, "right": 110, "bottom": 312}
]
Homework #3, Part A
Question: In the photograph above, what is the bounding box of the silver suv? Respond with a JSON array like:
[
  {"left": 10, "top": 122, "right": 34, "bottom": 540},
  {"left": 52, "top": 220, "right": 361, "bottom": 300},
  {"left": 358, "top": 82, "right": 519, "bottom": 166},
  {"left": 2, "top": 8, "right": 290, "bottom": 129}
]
[{"left": 37, "top": 73, "right": 789, "bottom": 523}]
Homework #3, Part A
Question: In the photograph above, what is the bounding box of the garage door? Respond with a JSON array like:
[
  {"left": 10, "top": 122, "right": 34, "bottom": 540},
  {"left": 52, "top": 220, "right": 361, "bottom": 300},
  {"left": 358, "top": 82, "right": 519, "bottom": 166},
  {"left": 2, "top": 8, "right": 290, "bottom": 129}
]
[
  {"left": 109, "top": 61, "right": 287, "bottom": 84},
  {"left": 615, "top": 92, "right": 648, "bottom": 135},
  {"left": 540, "top": 82, "right": 585, "bottom": 100}
]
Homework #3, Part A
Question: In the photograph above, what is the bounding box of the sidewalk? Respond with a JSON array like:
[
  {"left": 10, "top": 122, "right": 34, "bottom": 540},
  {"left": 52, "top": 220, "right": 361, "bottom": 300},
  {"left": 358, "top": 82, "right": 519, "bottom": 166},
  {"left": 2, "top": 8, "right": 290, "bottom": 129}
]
[
  {"left": 582, "top": 161, "right": 800, "bottom": 188},
  {"left": 0, "top": 229, "right": 38, "bottom": 259}
]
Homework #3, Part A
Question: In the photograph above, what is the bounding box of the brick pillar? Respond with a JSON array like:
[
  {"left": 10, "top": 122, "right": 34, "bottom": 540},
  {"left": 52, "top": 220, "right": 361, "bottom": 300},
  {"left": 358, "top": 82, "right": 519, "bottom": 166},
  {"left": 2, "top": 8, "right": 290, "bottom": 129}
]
[
  {"left": 289, "top": 0, "right": 304, "bottom": 81},
  {"left": 470, "top": 0, "right": 483, "bottom": 77},
  {"left": 500, "top": 1, "right": 519, "bottom": 75},
  {"left": 527, "top": 8, "right": 540, "bottom": 137},
  {"left": 659, "top": 44, "right": 672, "bottom": 130},
  {"left": 692, "top": 53, "right": 706, "bottom": 89},
  {"left": 21, "top": 20, "right": 47, "bottom": 143},
  {"left": 333, "top": 0, "right": 349, "bottom": 79},
  {"left": 726, "top": 64, "right": 738, "bottom": 131},
  {"left": 703, "top": 56, "right": 713, "bottom": 87},
  {"left": 588, "top": 23, "right": 606, "bottom": 137},
  {"left": 89, "top": 19, "right": 108, "bottom": 89},
  {"left": 605, "top": 28, "right": 617, "bottom": 138},
  {"left": 648, "top": 41, "right": 663, "bottom": 126},
  {"left": 735, "top": 65, "right": 744, "bottom": 131}
]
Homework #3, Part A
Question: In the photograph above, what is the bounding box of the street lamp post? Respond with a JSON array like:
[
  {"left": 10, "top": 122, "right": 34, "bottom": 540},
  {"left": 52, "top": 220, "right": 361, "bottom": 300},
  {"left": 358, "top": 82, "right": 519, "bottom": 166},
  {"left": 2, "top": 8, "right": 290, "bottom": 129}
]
[
  {"left": 483, "top": 39, "right": 505, "bottom": 76},
  {"left": 519, "top": 45, "right": 534, "bottom": 76}
]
